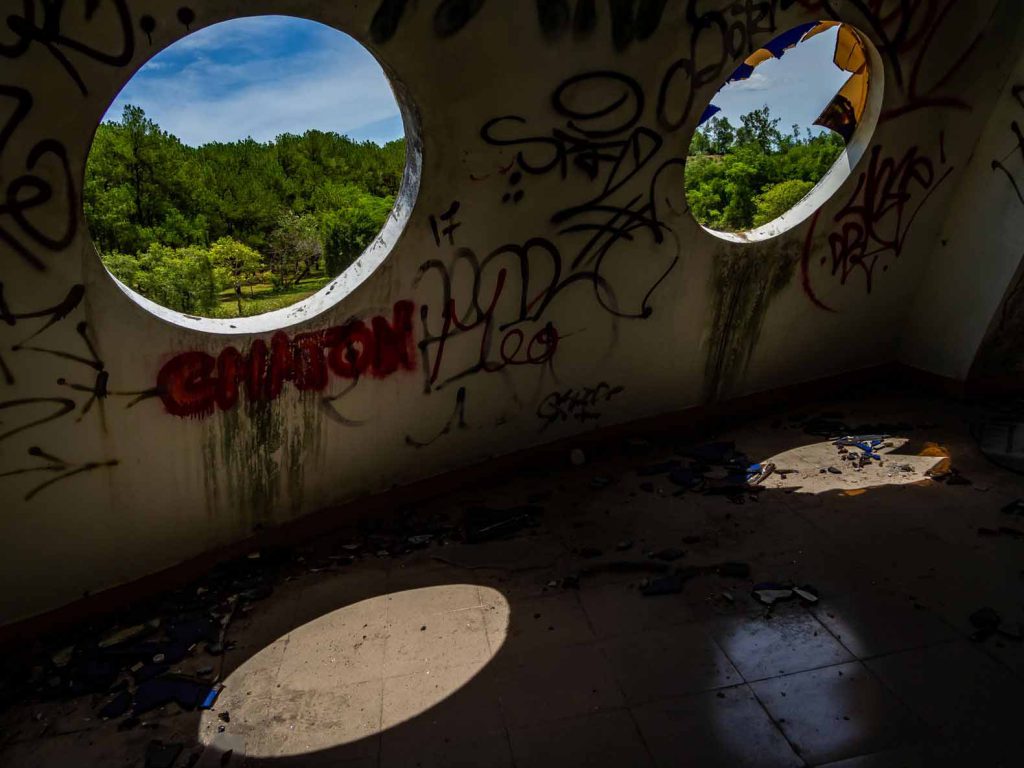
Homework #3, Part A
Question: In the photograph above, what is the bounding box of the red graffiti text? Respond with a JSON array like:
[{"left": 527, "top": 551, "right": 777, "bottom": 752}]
[{"left": 158, "top": 301, "right": 416, "bottom": 418}]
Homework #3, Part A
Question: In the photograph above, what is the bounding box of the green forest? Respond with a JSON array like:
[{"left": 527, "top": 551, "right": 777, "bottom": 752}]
[
  {"left": 85, "top": 106, "right": 404, "bottom": 317},
  {"left": 685, "top": 106, "right": 845, "bottom": 232},
  {"left": 86, "top": 104, "right": 842, "bottom": 317}
]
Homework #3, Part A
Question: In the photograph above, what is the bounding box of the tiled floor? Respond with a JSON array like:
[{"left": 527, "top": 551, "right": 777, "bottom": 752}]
[{"left": 2, "top": 395, "right": 1024, "bottom": 766}]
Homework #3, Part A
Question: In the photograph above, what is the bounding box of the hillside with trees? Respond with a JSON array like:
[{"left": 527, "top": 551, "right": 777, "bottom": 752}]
[
  {"left": 685, "top": 105, "right": 845, "bottom": 232},
  {"left": 87, "top": 104, "right": 841, "bottom": 317},
  {"left": 85, "top": 105, "right": 404, "bottom": 317}
]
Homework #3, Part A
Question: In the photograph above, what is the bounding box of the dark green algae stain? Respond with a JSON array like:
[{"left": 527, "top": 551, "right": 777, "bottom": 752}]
[{"left": 703, "top": 242, "right": 799, "bottom": 403}]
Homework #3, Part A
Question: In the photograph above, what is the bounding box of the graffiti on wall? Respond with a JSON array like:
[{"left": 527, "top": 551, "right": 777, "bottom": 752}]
[
  {"left": 536, "top": 382, "right": 624, "bottom": 429},
  {"left": 370, "top": 0, "right": 671, "bottom": 50},
  {"left": 971, "top": 84, "right": 1024, "bottom": 382},
  {"left": 801, "top": 0, "right": 996, "bottom": 122},
  {"left": 0, "top": 0, "right": 1011, "bottom": 505},
  {"left": 0, "top": 446, "right": 119, "bottom": 501},
  {"left": 156, "top": 301, "right": 417, "bottom": 418},
  {"left": 416, "top": 67, "right": 684, "bottom": 397},
  {"left": 0, "top": 3, "right": 208, "bottom": 501},
  {"left": 991, "top": 85, "right": 1024, "bottom": 206},
  {"left": 406, "top": 386, "right": 468, "bottom": 446},
  {"left": 800, "top": 140, "right": 953, "bottom": 311}
]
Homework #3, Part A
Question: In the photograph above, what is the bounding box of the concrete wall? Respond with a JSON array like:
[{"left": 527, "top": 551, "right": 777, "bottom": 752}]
[
  {"left": 2, "top": 0, "right": 1021, "bottom": 625},
  {"left": 901, "top": 28, "right": 1024, "bottom": 382}
]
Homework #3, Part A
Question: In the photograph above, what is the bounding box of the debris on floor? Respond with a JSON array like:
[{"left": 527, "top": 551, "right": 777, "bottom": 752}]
[
  {"left": 144, "top": 740, "right": 184, "bottom": 768},
  {"left": 3, "top": 397, "right": 1024, "bottom": 768},
  {"left": 641, "top": 562, "right": 752, "bottom": 597},
  {"left": 634, "top": 441, "right": 771, "bottom": 503},
  {"left": 464, "top": 505, "right": 542, "bottom": 543},
  {"left": 1001, "top": 499, "right": 1024, "bottom": 516},
  {"left": 752, "top": 583, "right": 820, "bottom": 607}
]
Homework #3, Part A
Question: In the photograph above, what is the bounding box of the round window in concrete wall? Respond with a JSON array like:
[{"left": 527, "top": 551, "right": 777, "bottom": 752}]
[
  {"left": 685, "top": 22, "right": 882, "bottom": 243},
  {"left": 85, "top": 16, "right": 417, "bottom": 331}
]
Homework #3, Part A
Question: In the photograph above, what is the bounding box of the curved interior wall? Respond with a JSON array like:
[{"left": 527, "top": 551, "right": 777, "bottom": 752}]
[{"left": 2, "top": 0, "right": 1023, "bottom": 625}]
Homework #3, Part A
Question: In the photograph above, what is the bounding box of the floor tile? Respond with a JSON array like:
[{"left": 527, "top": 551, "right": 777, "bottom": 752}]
[
  {"left": 712, "top": 607, "right": 854, "bottom": 681},
  {"left": 249, "top": 679, "right": 383, "bottom": 760},
  {"left": 632, "top": 685, "right": 803, "bottom": 768},
  {"left": 600, "top": 623, "right": 740, "bottom": 704},
  {"left": 579, "top": 583, "right": 696, "bottom": 638},
  {"left": 380, "top": 727, "right": 513, "bottom": 768},
  {"left": 275, "top": 600, "right": 388, "bottom": 688},
  {"left": 865, "top": 641, "right": 1022, "bottom": 736},
  {"left": 510, "top": 709, "right": 653, "bottom": 767},
  {"left": 815, "top": 744, "right": 930, "bottom": 767},
  {"left": 751, "top": 662, "right": 921, "bottom": 766},
  {"left": 495, "top": 643, "right": 625, "bottom": 728},
  {"left": 482, "top": 590, "right": 595, "bottom": 657},
  {"left": 381, "top": 663, "right": 504, "bottom": 732},
  {"left": 384, "top": 606, "right": 492, "bottom": 678},
  {"left": 810, "top": 591, "right": 956, "bottom": 659}
]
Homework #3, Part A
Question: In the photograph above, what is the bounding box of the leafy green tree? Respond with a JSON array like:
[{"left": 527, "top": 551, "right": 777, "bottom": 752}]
[
  {"left": 84, "top": 104, "right": 405, "bottom": 317},
  {"left": 753, "top": 179, "right": 816, "bottom": 226},
  {"left": 320, "top": 188, "right": 394, "bottom": 277},
  {"left": 704, "top": 117, "right": 736, "bottom": 155},
  {"left": 104, "top": 243, "right": 219, "bottom": 314},
  {"left": 686, "top": 105, "right": 845, "bottom": 232},
  {"left": 210, "top": 237, "right": 267, "bottom": 313},
  {"left": 736, "top": 106, "right": 783, "bottom": 154},
  {"left": 268, "top": 212, "right": 324, "bottom": 288}
]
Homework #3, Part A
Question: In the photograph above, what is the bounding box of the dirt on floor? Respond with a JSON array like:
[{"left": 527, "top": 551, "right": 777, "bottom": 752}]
[{"left": 2, "top": 394, "right": 1023, "bottom": 767}]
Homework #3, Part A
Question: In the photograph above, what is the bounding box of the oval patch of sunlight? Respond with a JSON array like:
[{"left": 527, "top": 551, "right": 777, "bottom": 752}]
[
  {"left": 198, "top": 584, "right": 508, "bottom": 758},
  {"left": 755, "top": 437, "right": 946, "bottom": 494}
]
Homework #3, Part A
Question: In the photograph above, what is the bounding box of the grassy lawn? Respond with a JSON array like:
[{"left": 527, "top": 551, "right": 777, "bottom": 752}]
[{"left": 210, "top": 274, "right": 333, "bottom": 318}]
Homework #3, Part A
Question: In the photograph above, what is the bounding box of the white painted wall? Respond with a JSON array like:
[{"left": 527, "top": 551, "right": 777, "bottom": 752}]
[
  {"left": 1, "top": 0, "right": 1020, "bottom": 625},
  {"left": 900, "top": 35, "right": 1024, "bottom": 379}
]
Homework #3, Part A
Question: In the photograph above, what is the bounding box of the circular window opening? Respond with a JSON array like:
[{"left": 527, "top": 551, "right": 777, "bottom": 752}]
[
  {"left": 85, "top": 16, "right": 417, "bottom": 331},
  {"left": 685, "top": 22, "right": 882, "bottom": 242}
]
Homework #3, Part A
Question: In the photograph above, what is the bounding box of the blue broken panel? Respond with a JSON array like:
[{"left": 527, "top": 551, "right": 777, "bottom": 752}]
[
  {"left": 698, "top": 104, "right": 722, "bottom": 127},
  {"left": 726, "top": 62, "right": 755, "bottom": 84},
  {"left": 762, "top": 21, "right": 819, "bottom": 58}
]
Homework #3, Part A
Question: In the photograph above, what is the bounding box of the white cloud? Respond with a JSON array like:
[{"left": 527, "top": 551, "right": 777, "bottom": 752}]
[
  {"left": 104, "top": 17, "right": 403, "bottom": 145},
  {"left": 727, "top": 71, "right": 772, "bottom": 92}
]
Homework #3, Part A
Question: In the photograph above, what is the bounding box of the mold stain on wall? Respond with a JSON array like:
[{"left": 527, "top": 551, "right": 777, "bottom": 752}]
[
  {"left": 703, "top": 243, "right": 798, "bottom": 403},
  {"left": 200, "top": 394, "right": 326, "bottom": 531}
]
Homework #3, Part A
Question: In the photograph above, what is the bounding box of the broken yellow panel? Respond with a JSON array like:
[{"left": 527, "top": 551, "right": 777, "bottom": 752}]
[
  {"left": 802, "top": 20, "right": 841, "bottom": 43},
  {"left": 839, "top": 69, "right": 869, "bottom": 120},
  {"left": 744, "top": 48, "right": 776, "bottom": 69},
  {"left": 814, "top": 27, "right": 871, "bottom": 142},
  {"left": 919, "top": 442, "right": 952, "bottom": 474},
  {"left": 834, "top": 24, "right": 867, "bottom": 74}
]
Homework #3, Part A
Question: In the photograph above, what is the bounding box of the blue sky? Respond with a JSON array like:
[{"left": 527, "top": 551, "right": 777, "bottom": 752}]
[
  {"left": 105, "top": 17, "right": 847, "bottom": 148},
  {"left": 708, "top": 26, "right": 849, "bottom": 136},
  {"left": 104, "top": 16, "right": 404, "bottom": 146}
]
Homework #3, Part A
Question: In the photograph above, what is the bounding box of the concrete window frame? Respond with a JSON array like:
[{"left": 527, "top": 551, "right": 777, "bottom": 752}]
[
  {"left": 692, "top": 25, "right": 884, "bottom": 244},
  {"left": 85, "top": 15, "right": 422, "bottom": 335}
]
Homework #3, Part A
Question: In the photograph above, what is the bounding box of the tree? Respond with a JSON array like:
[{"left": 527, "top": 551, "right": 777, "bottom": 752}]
[
  {"left": 690, "top": 127, "right": 712, "bottom": 156},
  {"left": 753, "top": 179, "right": 816, "bottom": 226},
  {"left": 736, "top": 106, "right": 783, "bottom": 154},
  {"left": 103, "top": 243, "right": 219, "bottom": 314},
  {"left": 267, "top": 212, "right": 323, "bottom": 288},
  {"left": 84, "top": 106, "right": 405, "bottom": 317},
  {"left": 685, "top": 105, "right": 845, "bottom": 232},
  {"left": 322, "top": 193, "right": 393, "bottom": 277},
  {"left": 210, "top": 237, "right": 266, "bottom": 313},
  {"left": 704, "top": 117, "right": 736, "bottom": 154}
]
